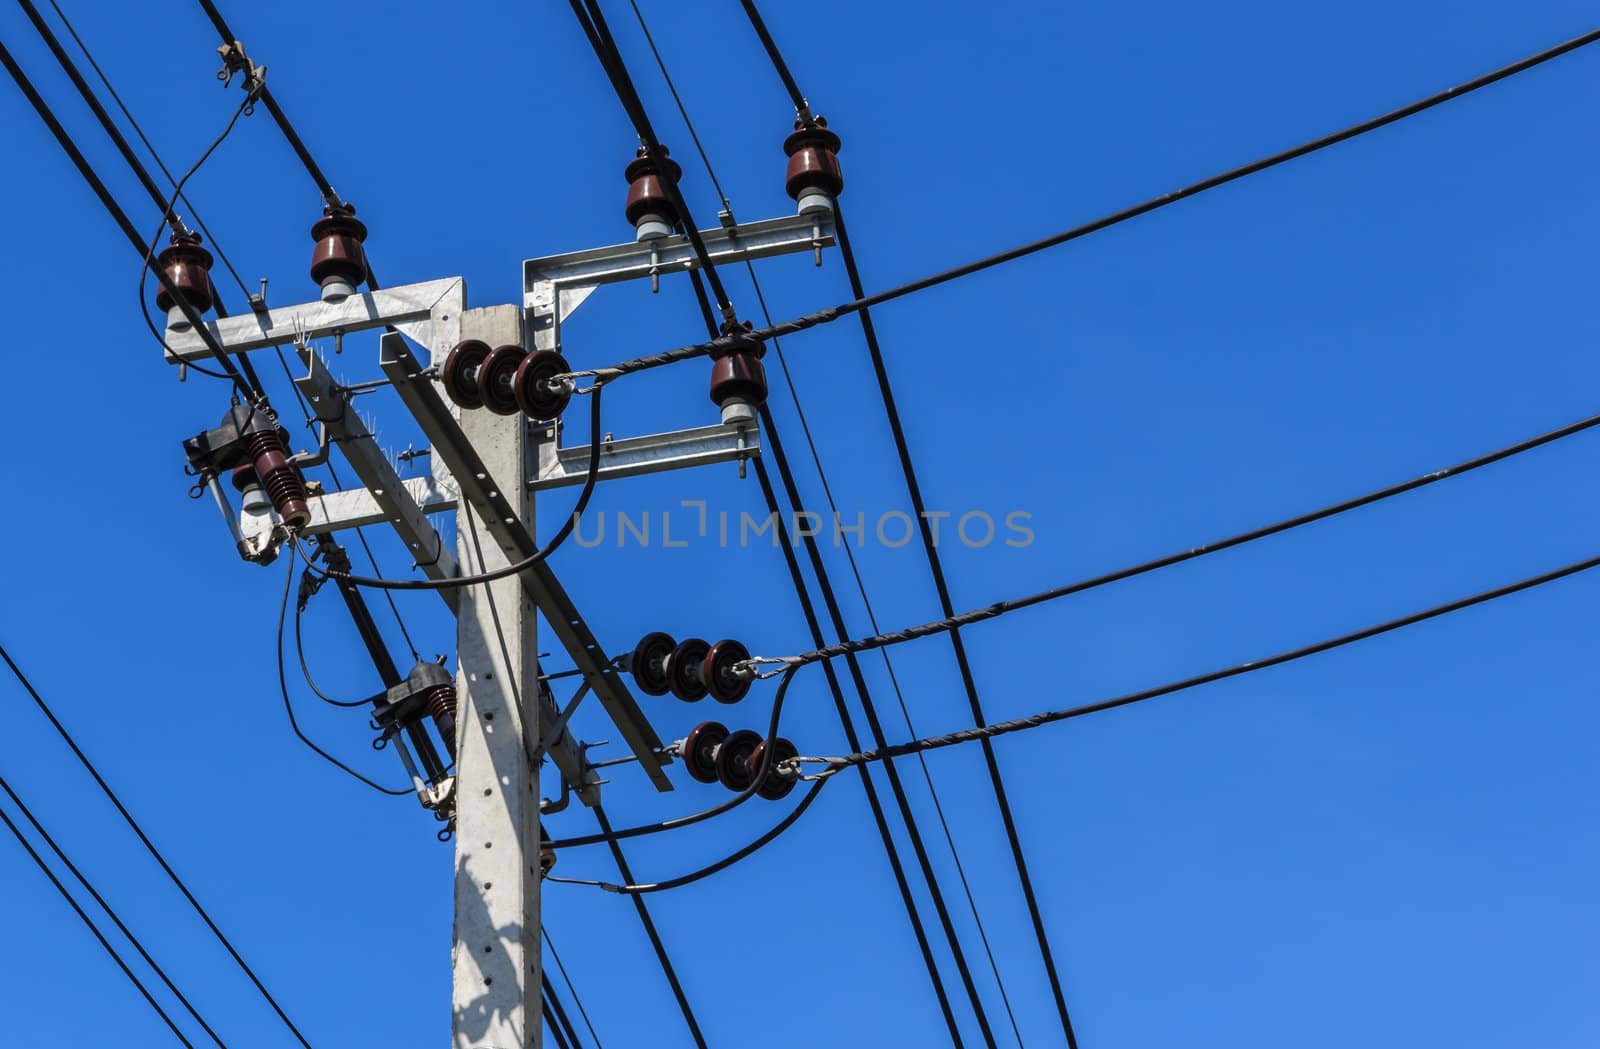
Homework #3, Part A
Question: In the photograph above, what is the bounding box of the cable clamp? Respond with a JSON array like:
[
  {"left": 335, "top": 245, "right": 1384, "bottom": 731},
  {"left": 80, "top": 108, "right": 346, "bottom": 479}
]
[{"left": 215, "top": 41, "right": 267, "bottom": 112}]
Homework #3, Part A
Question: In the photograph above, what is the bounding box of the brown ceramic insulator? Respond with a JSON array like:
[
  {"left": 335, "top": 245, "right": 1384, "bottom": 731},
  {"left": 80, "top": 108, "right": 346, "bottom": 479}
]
[
  {"left": 423, "top": 684, "right": 458, "bottom": 760},
  {"left": 623, "top": 145, "right": 684, "bottom": 228},
  {"left": 708, "top": 351, "right": 768, "bottom": 408},
  {"left": 309, "top": 203, "right": 369, "bottom": 290},
  {"left": 229, "top": 464, "right": 259, "bottom": 492},
  {"left": 783, "top": 116, "right": 844, "bottom": 201},
  {"left": 478, "top": 344, "right": 527, "bottom": 416},
  {"left": 154, "top": 231, "right": 216, "bottom": 315},
  {"left": 245, "top": 428, "right": 310, "bottom": 530},
  {"left": 748, "top": 737, "right": 800, "bottom": 801}
]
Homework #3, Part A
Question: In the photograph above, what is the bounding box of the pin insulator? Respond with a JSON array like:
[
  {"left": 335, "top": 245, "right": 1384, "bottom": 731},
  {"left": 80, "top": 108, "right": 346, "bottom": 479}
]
[
  {"left": 708, "top": 352, "right": 768, "bottom": 410},
  {"left": 309, "top": 203, "right": 369, "bottom": 300},
  {"left": 154, "top": 231, "right": 216, "bottom": 318},
  {"left": 783, "top": 116, "right": 843, "bottom": 209},
  {"left": 624, "top": 145, "right": 683, "bottom": 239}
]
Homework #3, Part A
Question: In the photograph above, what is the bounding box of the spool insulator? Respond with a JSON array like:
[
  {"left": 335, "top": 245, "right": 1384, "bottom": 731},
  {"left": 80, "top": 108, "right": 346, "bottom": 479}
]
[
  {"left": 309, "top": 203, "right": 369, "bottom": 298},
  {"left": 423, "top": 683, "right": 458, "bottom": 760},
  {"left": 512, "top": 350, "right": 574, "bottom": 421},
  {"left": 442, "top": 339, "right": 492, "bottom": 410},
  {"left": 479, "top": 344, "right": 528, "bottom": 416},
  {"left": 153, "top": 231, "right": 216, "bottom": 316},
  {"left": 245, "top": 427, "right": 311, "bottom": 530},
  {"left": 624, "top": 145, "right": 683, "bottom": 236},
  {"left": 629, "top": 631, "right": 677, "bottom": 697},
  {"left": 702, "top": 639, "right": 752, "bottom": 705},
  {"left": 714, "top": 729, "right": 763, "bottom": 793},
  {"left": 748, "top": 737, "right": 800, "bottom": 801},
  {"left": 664, "top": 637, "right": 711, "bottom": 702},
  {"left": 783, "top": 116, "right": 844, "bottom": 205},
  {"left": 708, "top": 352, "right": 768, "bottom": 410},
  {"left": 682, "top": 720, "right": 729, "bottom": 784}
]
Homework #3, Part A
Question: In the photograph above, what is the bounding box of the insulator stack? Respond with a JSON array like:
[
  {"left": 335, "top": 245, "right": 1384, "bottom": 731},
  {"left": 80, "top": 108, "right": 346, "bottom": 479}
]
[
  {"left": 309, "top": 203, "right": 369, "bottom": 302},
  {"left": 783, "top": 116, "right": 843, "bottom": 214},
  {"left": 154, "top": 231, "right": 216, "bottom": 332},
  {"left": 640, "top": 634, "right": 755, "bottom": 704},
  {"left": 624, "top": 145, "right": 683, "bottom": 241},
  {"left": 708, "top": 323, "right": 768, "bottom": 426},
  {"left": 677, "top": 721, "right": 798, "bottom": 799},
  {"left": 442, "top": 339, "right": 573, "bottom": 421},
  {"left": 245, "top": 426, "right": 311, "bottom": 531},
  {"left": 423, "top": 683, "right": 458, "bottom": 760}
]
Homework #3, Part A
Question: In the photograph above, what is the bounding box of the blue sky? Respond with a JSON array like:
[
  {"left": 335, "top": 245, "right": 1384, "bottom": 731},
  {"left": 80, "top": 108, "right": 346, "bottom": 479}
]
[{"left": 3, "top": 0, "right": 1600, "bottom": 1046}]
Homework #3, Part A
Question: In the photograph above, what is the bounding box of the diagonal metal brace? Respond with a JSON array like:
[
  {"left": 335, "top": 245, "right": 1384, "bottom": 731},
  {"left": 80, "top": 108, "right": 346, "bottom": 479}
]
[
  {"left": 292, "top": 345, "right": 459, "bottom": 613},
  {"left": 378, "top": 331, "right": 671, "bottom": 792}
]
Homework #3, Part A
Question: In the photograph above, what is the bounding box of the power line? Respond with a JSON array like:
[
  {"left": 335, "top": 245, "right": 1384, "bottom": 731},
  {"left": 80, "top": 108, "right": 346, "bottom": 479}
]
[
  {"left": 813, "top": 551, "right": 1600, "bottom": 770},
  {"left": 0, "top": 773, "right": 230, "bottom": 1049},
  {"left": 619, "top": 9, "right": 1026, "bottom": 1036},
  {"left": 748, "top": 404, "right": 1600, "bottom": 672},
  {"left": 0, "top": 641, "right": 320, "bottom": 1049},
  {"left": 592, "top": 806, "right": 710, "bottom": 1049},
  {"left": 0, "top": 802, "right": 197, "bottom": 1048},
  {"left": 0, "top": 33, "right": 257, "bottom": 400},
  {"left": 563, "top": 547, "right": 1600, "bottom": 893},
  {"left": 564, "top": 22, "right": 1600, "bottom": 385},
  {"left": 545, "top": 926, "right": 604, "bottom": 1049}
]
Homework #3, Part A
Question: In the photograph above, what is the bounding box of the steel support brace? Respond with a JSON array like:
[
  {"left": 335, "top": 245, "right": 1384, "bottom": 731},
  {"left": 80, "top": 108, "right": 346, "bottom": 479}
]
[
  {"left": 257, "top": 420, "right": 761, "bottom": 542},
  {"left": 524, "top": 212, "right": 835, "bottom": 352},
  {"left": 379, "top": 331, "right": 670, "bottom": 793},
  {"left": 291, "top": 344, "right": 459, "bottom": 612}
]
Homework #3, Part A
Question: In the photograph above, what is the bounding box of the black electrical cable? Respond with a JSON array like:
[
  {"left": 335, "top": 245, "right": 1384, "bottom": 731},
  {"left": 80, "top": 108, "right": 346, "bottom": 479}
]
[
  {"left": 0, "top": 803, "right": 197, "bottom": 1049},
  {"left": 542, "top": 971, "right": 586, "bottom": 1049},
  {"left": 700, "top": 257, "right": 976, "bottom": 1046},
  {"left": 136, "top": 90, "right": 256, "bottom": 386},
  {"left": 294, "top": 597, "right": 384, "bottom": 708},
  {"left": 0, "top": 774, "right": 231, "bottom": 1049},
  {"left": 301, "top": 383, "right": 606, "bottom": 591},
  {"left": 755, "top": 405, "right": 1600, "bottom": 671},
  {"left": 548, "top": 777, "right": 828, "bottom": 896},
  {"left": 564, "top": 0, "right": 739, "bottom": 323},
  {"left": 563, "top": 23, "right": 1600, "bottom": 385},
  {"left": 0, "top": 35, "right": 256, "bottom": 400},
  {"left": 275, "top": 545, "right": 411, "bottom": 795},
  {"left": 832, "top": 194, "right": 1071, "bottom": 1047},
  {"left": 543, "top": 997, "right": 572, "bottom": 1049},
  {"left": 45, "top": 0, "right": 252, "bottom": 299},
  {"left": 592, "top": 806, "right": 709, "bottom": 1049},
  {"left": 754, "top": 432, "right": 1000, "bottom": 1049},
  {"left": 544, "top": 667, "right": 799, "bottom": 849},
  {"left": 191, "top": 0, "right": 342, "bottom": 209},
  {"left": 734, "top": 0, "right": 808, "bottom": 118},
  {"left": 816, "top": 550, "right": 1600, "bottom": 769},
  {"left": 558, "top": 544, "right": 1600, "bottom": 895},
  {"left": 0, "top": 646, "right": 319, "bottom": 1049},
  {"left": 636, "top": 15, "right": 1020, "bottom": 1035},
  {"left": 545, "top": 927, "right": 605, "bottom": 1049}
]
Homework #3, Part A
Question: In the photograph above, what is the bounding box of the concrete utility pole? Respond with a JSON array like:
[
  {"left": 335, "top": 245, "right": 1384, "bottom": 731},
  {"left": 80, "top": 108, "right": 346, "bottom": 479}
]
[
  {"left": 164, "top": 209, "right": 835, "bottom": 1049},
  {"left": 451, "top": 307, "right": 542, "bottom": 1047}
]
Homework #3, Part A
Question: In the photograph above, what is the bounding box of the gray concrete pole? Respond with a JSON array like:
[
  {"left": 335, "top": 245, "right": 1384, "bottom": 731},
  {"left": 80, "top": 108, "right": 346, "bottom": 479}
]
[{"left": 452, "top": 306, "right": 542, "bottom": 1049}]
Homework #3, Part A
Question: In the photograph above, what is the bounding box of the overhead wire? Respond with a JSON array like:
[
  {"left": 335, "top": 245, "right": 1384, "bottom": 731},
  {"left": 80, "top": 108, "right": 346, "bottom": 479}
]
[
  {"left": 570, "top": 6, "right": 989, "bottom": 1039},
  {"left": 545, "top": 926, "right": 605, "bottom": 1049},
  {"left": 560, "top": 22, "right": 1600, "bottom": 385},
  {"left": 0, "top": 773, "right": 230, "bottom": 1049},
  {"left": 275, "top": 544, "right": 411, "bottom": 795},
  {"left": 748, "top": 405, "right": 1600, "bottom": 672},
  {"left": 0, "top": 641, "right": 319, "bottom": 1049},
  {"left": 0, "top": 34, "right": 257, "bottom": 400},
  {"left": 0, "top": 802, "right": 198, "bottom": 1049},
  {"left": 618, "top": 9, "right": 1026, "bottom": 1032},
  {"left": 555, "top": 546, "right": 1600, "bottom": 893}
]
